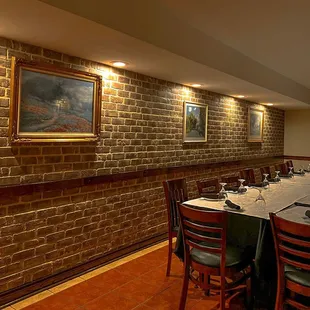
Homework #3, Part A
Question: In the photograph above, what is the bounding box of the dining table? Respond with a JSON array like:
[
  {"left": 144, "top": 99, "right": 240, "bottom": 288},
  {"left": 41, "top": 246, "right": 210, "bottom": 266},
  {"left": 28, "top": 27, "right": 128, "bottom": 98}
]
[{"left": 174, "top": 174, "right": 310, "bottom": 309}]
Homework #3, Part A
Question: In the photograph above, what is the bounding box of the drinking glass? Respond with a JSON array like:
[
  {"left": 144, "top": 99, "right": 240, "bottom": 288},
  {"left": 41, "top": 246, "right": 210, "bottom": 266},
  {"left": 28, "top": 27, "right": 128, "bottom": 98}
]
[
  {"left": 219, "top": 182, "right": 227, "bottom": 198},
  {"left": 274, "top": 170, "right": 281, "bottom": 182},
  {"left": 288, "top": 167, "right": 294, "bottom": 178},
  {"left": 238, "top": 179, "right": 246, "bottom": 194},
  {"left": 262, "top": 173, "right": 269, "bottom": 188},
  {"left": 300, "top": 166, "right": 305, "bottom": 175},
  {"left": 254, "top": 187, "right": 266, "bottom": 205}
]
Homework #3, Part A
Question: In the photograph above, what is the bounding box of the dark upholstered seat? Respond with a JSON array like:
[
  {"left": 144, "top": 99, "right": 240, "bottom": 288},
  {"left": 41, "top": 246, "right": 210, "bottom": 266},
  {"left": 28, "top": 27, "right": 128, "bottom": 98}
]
[
  {"left": 191, "top": 244, "right": 254, "bottom": 268},
  {"left": 285, "top": 265, "right": 310, "bottom": 288}
]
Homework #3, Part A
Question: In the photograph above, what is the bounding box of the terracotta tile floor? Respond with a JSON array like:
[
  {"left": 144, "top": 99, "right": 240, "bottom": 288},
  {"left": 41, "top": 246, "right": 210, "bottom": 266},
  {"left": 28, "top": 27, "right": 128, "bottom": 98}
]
[{"left": 7, "top": 241, "right": 248, "bottom": 310}]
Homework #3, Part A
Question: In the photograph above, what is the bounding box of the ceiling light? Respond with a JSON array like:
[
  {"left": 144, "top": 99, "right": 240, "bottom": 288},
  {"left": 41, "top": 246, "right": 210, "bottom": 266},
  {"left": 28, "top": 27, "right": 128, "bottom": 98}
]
[
  {"left": 236, "top": 95, "right": 245, "bottom": 98},
  {"left": 266, "top": 103, "right": 274, "bottom": 106},
  {"left": 111, "top": 61, "right": 127, "bottom": 67},
  {"left": 191, "top": 84, "right": 201, "bottom": 87}
]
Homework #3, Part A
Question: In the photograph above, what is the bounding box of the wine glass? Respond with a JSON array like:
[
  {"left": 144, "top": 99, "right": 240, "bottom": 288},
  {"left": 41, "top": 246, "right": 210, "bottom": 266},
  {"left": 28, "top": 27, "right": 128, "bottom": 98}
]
[
  {"left": 274, "top": 170, "right": 281, "bottom": 182},
  {"left": 238, "top": 179, "right": 246, "bottom": 194},
  {"left": 300, "top": 166, "right": 305, "bottom": 175},
  {"left": 254, "top": 187, "right": 266, "bottom": 206},
  {"left": 288, "top": 167, "right": 294, "bottom": 178},
  {"left": 262, "top": 173, "right": 270, "bottom": 188},
  {"left": 219, "top": 182, "right": 227, "bottom": 198}
]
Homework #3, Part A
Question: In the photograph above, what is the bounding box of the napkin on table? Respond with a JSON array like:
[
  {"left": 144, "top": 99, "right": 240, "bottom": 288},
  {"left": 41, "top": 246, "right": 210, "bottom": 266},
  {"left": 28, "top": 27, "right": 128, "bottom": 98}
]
[{"left": 225, "top": 200, "right": 241, "bottom": 210}]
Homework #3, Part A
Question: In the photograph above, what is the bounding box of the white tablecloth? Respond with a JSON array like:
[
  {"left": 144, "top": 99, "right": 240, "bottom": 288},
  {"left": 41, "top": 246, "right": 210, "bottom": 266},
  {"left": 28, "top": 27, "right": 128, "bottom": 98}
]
[{"left": 184, "top": 174, "right": 310, "bottom": 220}]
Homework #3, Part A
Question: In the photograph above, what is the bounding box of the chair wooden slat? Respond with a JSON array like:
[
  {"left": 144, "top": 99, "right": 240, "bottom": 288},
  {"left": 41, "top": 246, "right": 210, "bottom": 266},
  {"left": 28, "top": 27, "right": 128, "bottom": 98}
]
[
  {"left": 184, "top": 219, "right": 223, "bottom": 233},
  {"left": 286, "top": 298, "right": 309, "bottom": 310},
  {"left": 279, "top": 244, "right": 310, "bottom": 259},
  {"left": 280, "top": 256, "right": 310, "bottom": 271},
  {"left": 278, "top": 233, "right": 310, "bottom": 247},
  {"left": 186, "top": 239, "right": 222, "bottom": 254},
  {"left": 184, "top": 229, "right": 222, "bottom": 244}
]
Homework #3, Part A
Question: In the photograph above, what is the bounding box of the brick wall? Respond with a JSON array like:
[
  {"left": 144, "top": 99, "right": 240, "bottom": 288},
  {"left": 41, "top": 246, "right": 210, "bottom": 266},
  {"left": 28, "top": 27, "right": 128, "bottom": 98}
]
[{"left": 0, "top": 37, "right": 285, "bottom": 293}]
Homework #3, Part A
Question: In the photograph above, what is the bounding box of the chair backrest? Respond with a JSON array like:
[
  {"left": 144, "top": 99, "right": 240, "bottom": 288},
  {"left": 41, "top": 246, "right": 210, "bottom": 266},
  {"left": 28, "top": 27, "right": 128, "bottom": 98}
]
[
  {"left": 270, "top": 213, "right": 310, "bottom": 273},
  {"left": 196, "top": 178, "right": 220, "bottom": 195},
  {"left": 286, "top": 160, "right": 294, "bottom": 170},
  {"left": 221, "top": 175, "right": 239, "bottom": 187},
  {"left": 163, "top": 179, "right": 188, "bottom": 231},
  {"left": 239, "top": 168, "right": 255, "bottom": 185},
  {"left": 260, "top": 166, "right": 272, "bottom": 180},
  {"left": 275, "top": 163, "right": 288, "bottom": 175},
  {"left": 178, "top": 204, "right": 227, "bottom": 271}
]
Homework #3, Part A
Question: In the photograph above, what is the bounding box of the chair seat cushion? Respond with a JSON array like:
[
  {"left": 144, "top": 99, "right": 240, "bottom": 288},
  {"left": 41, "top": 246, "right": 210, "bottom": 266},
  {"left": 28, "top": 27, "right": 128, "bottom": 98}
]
[
  {"left": 191, "top": 244, "right": 254, "bottom": 268},
  {"left": 285, "top": 265, "right": 310, "bottom": 287}
]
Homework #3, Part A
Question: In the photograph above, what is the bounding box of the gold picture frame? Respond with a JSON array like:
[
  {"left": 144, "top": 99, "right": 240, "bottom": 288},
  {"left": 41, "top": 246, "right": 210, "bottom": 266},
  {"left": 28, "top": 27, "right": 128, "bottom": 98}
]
[
  {"left": 183, "top": 101, "right": 208, "bottom": 142},
  {"left": 9, "top": 57, "right": 102, "bottom": 143},
  {"left": 248, "top": 107, "right": 264, "bottom": 142}
]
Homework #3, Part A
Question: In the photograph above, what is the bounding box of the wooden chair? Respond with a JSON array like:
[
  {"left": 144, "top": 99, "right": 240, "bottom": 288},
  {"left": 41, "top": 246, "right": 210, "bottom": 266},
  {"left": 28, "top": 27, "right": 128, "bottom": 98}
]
[
  {"left": 221, "top": 175, "right": 240, "bottom": 187},
  {"left": 239, "top": 168, "right": 255, "bottom": 185},
  {"left": 275, "top": 163, "right": 289, "bottom": 175},
  {"left": 286, "top": 160, "right": 294, "bottom": 172},
  {"left": 196, "top": 178, "right": 220, "bottom": 195},
  {"left": 270, "top": 213, "right": 310, "bottom": 310},
  {"left": 260, "top": 166, "right": 272, "bottom": 180},
  {"left": 178, "top": 204, "right": 254, "bottom": 310},
  {"left": 163, "top": 178, "right": 188, "bottom": 276}
]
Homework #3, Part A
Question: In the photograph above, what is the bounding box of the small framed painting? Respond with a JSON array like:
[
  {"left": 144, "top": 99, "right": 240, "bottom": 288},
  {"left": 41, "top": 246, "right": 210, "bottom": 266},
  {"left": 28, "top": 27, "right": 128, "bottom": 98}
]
[
  {"left": 183, "top": 101, "right": 208, "bottom": 142},
  {"left": 9, "top": 57, "right": 102, "bottom": 143},
  {"left": 248, "top": 107, "right": 264, "bottom": 142}
]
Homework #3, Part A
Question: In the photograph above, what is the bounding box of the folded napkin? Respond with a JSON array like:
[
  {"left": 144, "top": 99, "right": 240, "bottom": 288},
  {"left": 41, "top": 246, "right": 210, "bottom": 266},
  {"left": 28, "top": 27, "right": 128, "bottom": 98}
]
[
  {"left": 305, "top": 210, "right": 310, "bottom": 218},
  {"left": 225, "top": 200, "right": 241, "bottom": 210},
  {"left": 248, "top": 182, "right": 264, "bottom": 187},
  {"left": 279, "top": 174, "right": 292, "bottom": 178},
  {"left": 304, "top": 169, "right": 310, "bottom": 173},
  {"left": 225, "top": 186, "right": 239, "bottom": 192},
  {"left": 294, "top": 170, "right": 305, "bottom": 175},
  {"left": 268, "top": 178, "right": 280, "bottom": 182},
  {"left": 201, "top": 192, "right": 220, "bottom": 199}
]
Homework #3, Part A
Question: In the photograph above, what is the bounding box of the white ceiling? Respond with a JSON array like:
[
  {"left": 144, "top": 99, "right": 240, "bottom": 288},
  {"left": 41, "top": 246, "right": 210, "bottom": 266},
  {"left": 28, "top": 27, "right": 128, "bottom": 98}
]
[{"left": 0, "top": 0, "right": 309, "bottom": 109}]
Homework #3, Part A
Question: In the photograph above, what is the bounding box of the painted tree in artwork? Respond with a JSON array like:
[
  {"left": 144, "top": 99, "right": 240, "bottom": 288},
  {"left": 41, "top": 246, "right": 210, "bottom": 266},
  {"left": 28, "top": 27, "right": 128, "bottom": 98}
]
[{"left": 186, "top": 112, "right": 197, "bottom": 133}]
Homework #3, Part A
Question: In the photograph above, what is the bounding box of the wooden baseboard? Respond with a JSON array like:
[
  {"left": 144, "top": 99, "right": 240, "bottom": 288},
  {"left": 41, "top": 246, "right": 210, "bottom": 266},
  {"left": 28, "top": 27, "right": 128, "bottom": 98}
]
[
  {"left": 0, "top": 232, "right": 168, "bottom": 308},
  {"left": 284, "top": 155, "right": 310, "bottom": 161}
]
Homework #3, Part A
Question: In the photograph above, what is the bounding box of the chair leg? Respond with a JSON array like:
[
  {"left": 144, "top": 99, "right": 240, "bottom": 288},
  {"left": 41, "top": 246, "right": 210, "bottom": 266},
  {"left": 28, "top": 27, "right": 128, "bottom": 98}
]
[
  {"left": 205, "top": 274, "right": 210, "bottom": 296},
  {"left": 166, "top": 234, "right": 173, "bottom": 276},
  {"left": 179, "top": 263, "right": 190, "bottom": 310},
  {"left": 245, "top": 263, "right": 255, "bottom": 309},
  {"left": 275, "top": 273, "right": 285, "bottom": 310},
  {"left": 220, "top": 275, "right": 225, "bottom": 310}
]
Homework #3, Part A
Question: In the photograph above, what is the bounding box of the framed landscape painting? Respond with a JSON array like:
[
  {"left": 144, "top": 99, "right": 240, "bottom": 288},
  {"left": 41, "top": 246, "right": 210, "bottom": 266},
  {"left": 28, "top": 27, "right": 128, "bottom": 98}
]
[
  {"left": 9, "top": 57, "right": 102, "bottom": 143},
  {"left": 248, "top": 107, "right": 264, "bottom": 142},
  {"left": 183, "top": 101, "right": 208, "bottom": 142}
]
